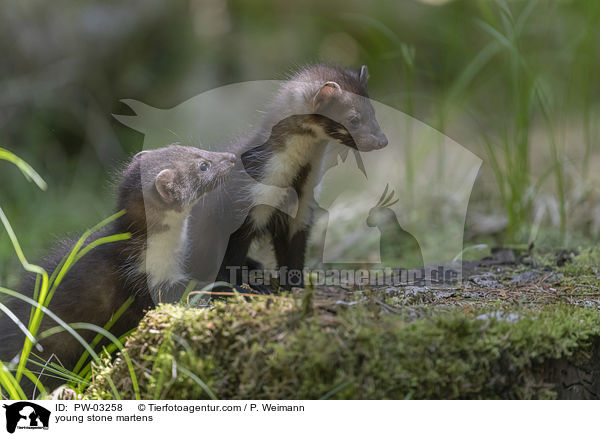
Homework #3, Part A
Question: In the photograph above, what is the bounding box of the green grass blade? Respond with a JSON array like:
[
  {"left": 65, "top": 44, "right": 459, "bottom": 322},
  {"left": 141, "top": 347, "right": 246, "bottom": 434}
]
[
  {"left": 446, "top": 42, "right": 502, "bottom": 104},
  {"left": 179, "top": 280, "right": 198, "bottom": 304},
  {"left": 0, "top": 288, "right": 127, "bottom": 399},
  {"left": 0, "top": 302, "right": 42, "bottom": 353},
  {"left": 0, "top": 206, "right": 49, "bottom": 281},
  {"left": 44, "top": 210, "right": 127, "bottom": 307},
  {"left": 73, "top": 232, "right": 131, "bottom": 264},
  {"left": 15, "top": 210, "right": 130, "bottom": 383},
  {"left": 37, "top": 322, "right": 139, "bottom": 400},
  {"left": 177, "top": 365, "right": 217, "bottom": 400},
  {"left": 319, "top": 380, "right": 352, "bottom": 400},
  {"left": 0, "top": 287, "right": 102, "bottom": 364},
  {"left": 76, "top": 328, "right": 137, "bottom": 381},
  {"left": 0, "top": 205, "right": 50, "bottom": 381},
  {"left": 0, "top": 147, "right": 47, "bottom": 190},
  {"left": 25, "top": 356, "right": 88, "bottom": 385},
  {"left": 29, "top": 273, "right": 42, "bottom": 324},
  {"left": 21, "top": 367, "right": 48, "bottom": 399},
  {"left": 72, "top": 296, "right": 135, "bottom": 374},
  {"left": 0, "top": 361, "right": 27, "bottom": 400}
]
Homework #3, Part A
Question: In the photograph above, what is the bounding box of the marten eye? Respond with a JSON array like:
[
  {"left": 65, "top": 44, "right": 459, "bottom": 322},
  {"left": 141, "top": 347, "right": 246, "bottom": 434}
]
[
  {"left": 199, "top": 161, "right": 211, "bottom": 171},
  {"left": 349, "top": 115, "right": 360, "bottom": 127}
]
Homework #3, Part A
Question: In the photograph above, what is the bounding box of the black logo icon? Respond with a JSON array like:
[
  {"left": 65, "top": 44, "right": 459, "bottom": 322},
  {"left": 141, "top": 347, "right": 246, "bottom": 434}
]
[{"left": 2, "top": 402, "right": 50, "bottom": 434}]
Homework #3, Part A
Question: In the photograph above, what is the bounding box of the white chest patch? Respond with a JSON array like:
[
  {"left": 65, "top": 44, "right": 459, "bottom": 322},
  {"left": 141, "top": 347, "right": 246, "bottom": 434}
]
[
  {"left": 249, "top": 132, "right": 326, "bottom": 234},
  {"left": 139, "top": 210, "right": 190, "bottom": 290}
]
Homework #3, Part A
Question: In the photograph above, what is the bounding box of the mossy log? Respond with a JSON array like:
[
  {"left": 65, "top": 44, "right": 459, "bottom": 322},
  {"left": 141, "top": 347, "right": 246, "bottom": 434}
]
[{"left": 84, "top": 293, "right": 600, "bottom": 400}]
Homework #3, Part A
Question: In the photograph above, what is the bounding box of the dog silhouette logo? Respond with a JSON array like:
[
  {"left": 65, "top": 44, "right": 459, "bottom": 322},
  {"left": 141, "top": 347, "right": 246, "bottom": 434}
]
[{"left": 3, "top": 402, "right": 50, "bottom": 433}]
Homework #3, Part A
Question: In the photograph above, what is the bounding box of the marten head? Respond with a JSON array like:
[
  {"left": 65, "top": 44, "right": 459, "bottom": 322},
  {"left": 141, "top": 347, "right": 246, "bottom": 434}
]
[
  {"left": 118, "top": 145, "right": 236, "bottom": 230},
  {"left": 275, "top": 64, "right": 388, "bottom": 152},
  {"left": 135, "top": 145, "right": 236, "bottom": 209}
]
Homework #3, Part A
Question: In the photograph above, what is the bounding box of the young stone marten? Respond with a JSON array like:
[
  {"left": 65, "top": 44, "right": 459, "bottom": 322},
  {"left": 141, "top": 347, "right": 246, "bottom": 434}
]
[
  {"left": 0, "top": 145, "right": 236, "bottom": 395},
  {"left": 187, "top": 64, "right": 388, "bottom": 289}
]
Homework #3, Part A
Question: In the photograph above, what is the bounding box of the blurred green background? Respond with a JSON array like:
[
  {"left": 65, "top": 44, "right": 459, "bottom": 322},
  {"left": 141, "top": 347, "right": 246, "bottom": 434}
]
[{"left": 1, "top": 0, "right": 599, "bottom": 285}]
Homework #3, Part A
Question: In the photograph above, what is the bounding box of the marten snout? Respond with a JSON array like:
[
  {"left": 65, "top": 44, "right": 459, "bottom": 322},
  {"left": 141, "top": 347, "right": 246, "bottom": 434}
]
[
  {"left": 354, "top": 132, "right": 388, "bottom": 151},
  {"left": 307, "top": 65, "right": 388, "bottom": 153},
  {"left": 194, "top": 150, "right": 236, "bottom": 176},
  {"left": 218, "top": 152, "right": 236, "bottom": 167},
  {"left": 187, "top": 149, "right": 236, "bottom": 200}
]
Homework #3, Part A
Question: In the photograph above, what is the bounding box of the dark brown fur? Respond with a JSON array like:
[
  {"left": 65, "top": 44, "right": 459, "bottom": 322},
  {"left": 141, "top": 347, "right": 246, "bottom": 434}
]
[{"left": 0, "top": 145, "right": 235, "bottom": 396}]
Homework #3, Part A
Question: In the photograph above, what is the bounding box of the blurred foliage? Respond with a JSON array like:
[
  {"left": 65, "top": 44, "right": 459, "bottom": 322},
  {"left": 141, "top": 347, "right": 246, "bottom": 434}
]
[{"left": 1, "top": 0, "right": 599, "bottom": 283}]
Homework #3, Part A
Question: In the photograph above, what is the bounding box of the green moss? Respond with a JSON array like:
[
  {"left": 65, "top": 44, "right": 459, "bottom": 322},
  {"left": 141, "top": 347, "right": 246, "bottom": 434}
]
[
  {"left": 558, "top": 247, "right": 600, "bottom": 276},
  {"left": 85, "top": 295, "right": 600, "bottom": 400}
]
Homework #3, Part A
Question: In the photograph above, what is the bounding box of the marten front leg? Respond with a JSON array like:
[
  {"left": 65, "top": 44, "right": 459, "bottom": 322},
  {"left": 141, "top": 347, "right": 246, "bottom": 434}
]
[
  {"left": 272, "top": 224, "right": 308, "bottom": 289},
  {"left": 218, "top": 217, "right": 255, "bottom": 287}
]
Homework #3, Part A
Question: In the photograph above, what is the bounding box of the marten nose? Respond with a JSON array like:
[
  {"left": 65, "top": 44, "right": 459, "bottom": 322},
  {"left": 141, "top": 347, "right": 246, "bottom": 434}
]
[
  {"left": 224, "top": 153, "right": 236, "bottom": 164},
  {"left": 376, "top": 134, "right": 388, "bottom": 149}
]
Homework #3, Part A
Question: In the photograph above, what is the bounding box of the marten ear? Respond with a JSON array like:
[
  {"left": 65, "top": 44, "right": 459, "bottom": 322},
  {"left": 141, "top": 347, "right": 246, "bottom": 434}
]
[
  {"left": 312, "top": 81, "right": 342, "bottom": 111},
  {"left": 359, "top": 65, "right": 369, "bottom": 85},
  {"left": 134, "top": 150, "right": 150, "bottom": 159},
  {"left": 155, "top": 169, "right": 176, "bottom": 203}
]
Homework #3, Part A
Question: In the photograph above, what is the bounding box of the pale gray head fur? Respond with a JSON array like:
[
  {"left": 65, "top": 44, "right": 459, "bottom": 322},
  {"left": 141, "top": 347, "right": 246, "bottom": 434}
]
[
  {"left": 264, "top": 64, "right": 388, "bottom": 151},
  {"left": 132, "top": 145, "right": 236, "bottom": 211}
]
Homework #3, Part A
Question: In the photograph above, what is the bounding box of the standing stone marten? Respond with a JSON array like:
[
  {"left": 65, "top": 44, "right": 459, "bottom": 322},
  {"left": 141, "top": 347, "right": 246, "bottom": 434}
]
[
  {"left": 0, "top": 145, "right": 236, "bottom": 395},
  {"left": 188, "top": 64, "right": 388, "bottom": 289}
]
